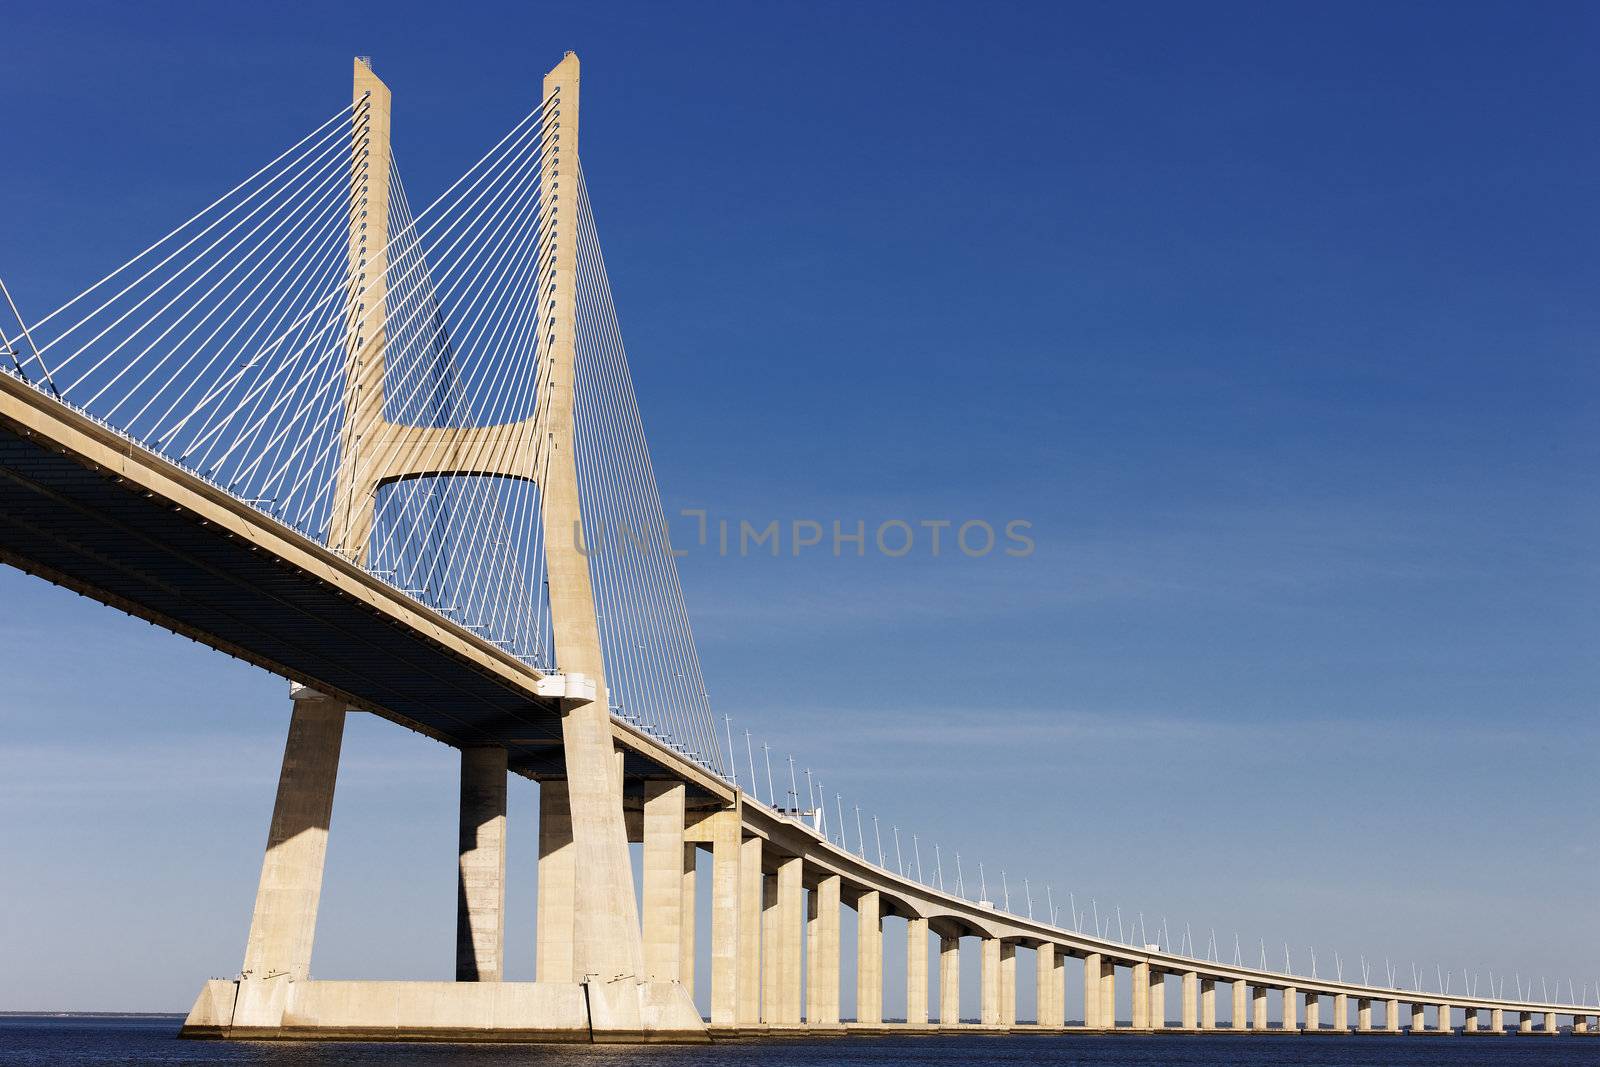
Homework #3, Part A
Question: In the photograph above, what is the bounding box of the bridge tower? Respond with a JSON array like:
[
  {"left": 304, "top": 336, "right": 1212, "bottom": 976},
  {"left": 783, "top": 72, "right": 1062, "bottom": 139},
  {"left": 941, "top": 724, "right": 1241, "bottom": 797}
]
[{"left": 206, "top": 52, "right": 693, "bottom": 1039}]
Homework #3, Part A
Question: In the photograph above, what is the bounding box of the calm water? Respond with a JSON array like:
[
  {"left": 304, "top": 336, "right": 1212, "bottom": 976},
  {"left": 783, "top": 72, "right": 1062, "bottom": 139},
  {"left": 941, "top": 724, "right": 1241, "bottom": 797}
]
[{"left": 7, "top": 1016, "right": 1600, "bottom": 1067}]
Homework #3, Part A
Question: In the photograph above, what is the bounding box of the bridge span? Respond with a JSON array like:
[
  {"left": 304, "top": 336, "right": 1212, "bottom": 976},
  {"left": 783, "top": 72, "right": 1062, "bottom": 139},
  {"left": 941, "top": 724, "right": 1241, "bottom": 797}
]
[{"left": 1, "top": 52, "right": 1591, "bottom": 1043}]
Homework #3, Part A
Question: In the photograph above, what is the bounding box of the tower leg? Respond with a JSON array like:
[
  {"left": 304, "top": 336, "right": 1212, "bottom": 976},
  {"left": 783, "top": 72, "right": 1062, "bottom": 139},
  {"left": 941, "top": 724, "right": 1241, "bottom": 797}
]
[{"left": 456, "top": 746, "right": 507, "bottom": 982}]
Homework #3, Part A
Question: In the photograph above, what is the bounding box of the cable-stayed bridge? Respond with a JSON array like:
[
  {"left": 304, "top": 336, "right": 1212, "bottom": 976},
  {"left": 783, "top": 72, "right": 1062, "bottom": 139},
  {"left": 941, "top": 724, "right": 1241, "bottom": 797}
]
[{"left": 0, "top": 53, "right": 1590, "bottom": 1043}]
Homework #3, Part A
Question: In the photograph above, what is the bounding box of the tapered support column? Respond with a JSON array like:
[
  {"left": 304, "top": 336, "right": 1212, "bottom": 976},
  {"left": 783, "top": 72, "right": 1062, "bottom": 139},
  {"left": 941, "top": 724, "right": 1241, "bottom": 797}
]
[
  {"left": 1000, "top": 943, "right": 1017, "bottom": 1027},
  {"left": 1358, "top": 998, "right": 1372, "bottom": 1031},
  {"left": 1036, "top": 944, "right": 1063, "bottom": 1027},
  {"left": 535, "top": 779, "right": 575, "bottom": 982},
  {"left": 1182, "top": 971, "right": 1198, "bottom": 1029},
  {"left": 1385, "top": 998, "right": 1400, "bottom": 1032},
  {"left": 1232, "top": 980, "right": 1248, "bottom": 1030},
  {"left": 1490, "top": 1007, "right": 1504, "bottom": 1033},
  {"left": 1305, "top": 992, "right": 1320, "bottom": 1030},
  {"left": 736, "top": 835, "right": 762, "bottom": 1025},
  {"left": 240, "top": 690, "right": 346, "bottom": 987},
  {"left": 906, "top": 918, "right": 929, "bottom": 1026},
  {"left": 1083, "top": 954, "right": 1103, "bottom": 1028},
  {"left": 1332, "top": 992, "right": 1348, "bottom": 1032},
  {"left": 707, "top": 809, "right": 740, "bottom": 1026},
  {"left": 939, "top": 936, "right": 961, "bottom": 1026},
  {"left": 806, "top": 873, "right": 840, "bottom": 1025},
  {"left": 1200, "top": 976, "right": 1216, "bottom": 1029},
  {"left": 764, "top": 856, "right": 802, "bottom": 1025},
  {"left": 980, "top": 938, "right": 1002, "bottom": 1026},
  {"left": 641, "top": 780, "right": 686, "bottom": 983},
  {"left": 1411, "top": 1003, "right": 1426, "bottom": 1032},
  {"left": 680, "top": 844, "right": 698, "bottom": 997},
  {"left": 456, "top": 745, "right": 506, "bottom": 982},
  {"left": 1253, "top": 985, "right": 1268, "bottom": 1030},
  {"left": 855, "top": 890, "right": 883, "bottom": 1025},
  {"left": 1132, "top": 961, "right": 1151, "bottom": 1029},
  {"left": 1283, "top": 986, "right": 1299, "bottom": 1032}
]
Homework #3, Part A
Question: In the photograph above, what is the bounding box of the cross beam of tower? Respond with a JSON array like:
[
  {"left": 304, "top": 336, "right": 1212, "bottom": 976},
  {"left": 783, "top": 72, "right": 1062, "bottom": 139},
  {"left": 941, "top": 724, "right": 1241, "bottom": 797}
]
[{"left": 327, "top": 59, "right": 542, "bottom": 563}]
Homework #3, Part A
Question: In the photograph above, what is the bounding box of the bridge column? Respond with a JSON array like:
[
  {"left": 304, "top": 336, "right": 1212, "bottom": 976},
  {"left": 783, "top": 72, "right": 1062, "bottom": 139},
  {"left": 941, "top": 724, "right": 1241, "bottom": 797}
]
[
  {"left": 455, "top": 745, "right": 506, "bottom": 982},
  {"left": 1465, "top": 1008, "right": 1479, "bottom": 1032},
  {"left": 1182, "top": 971, "right": 1198, "bottom": 1029},
  {"left": 764, "top": 855, "right": 802, "bottom": 1025},
  {"left": 906, "top": 918, "right": 930, "bottom": 1026},
  {"left": 855, "top": 890, "right": 882, "bottom": 1025},
  {"left": 1543, "top": 1011, "right": 1556, "bottom": 1034},
  {"left": 1304, "top": 992, "right": 1320, "bottom": 1030},
  {"left": 736, "top": 834, "right": 762, "bottom": 1026},
  {"left": 1231, "top": 980, "right": 1247, "bottom": 1030},
  {"left": 535, "top": 778, "right": 575, "bottom": 982},
  {"left": 939, "top": 936, "right": 961, "bottom": 1027},
  {"left": 1132, "top": 961, "right": 1151, "bottom": 1029},
  {"left": 1253, "top": 984, "right": 1269, "bottom": 1029},
  {"left": 1518, "top": 1011, "right": 1532, "bottom": 1033},
  {"left": 999, "top": 942, "right": 1017, "bottom": 1027},
  {"left": 1150, "top": 970, "right": 1166, "bottom": 1029},
  {"left": 641, "top": 780, "right": 686, "bottom": 983},
  {"left": 1358, "top": 997, "right": 1372, "bottom": 1031},
  {"left": 1099, "top": 956, "right": 1116, "bottom": 1029},
  {"left": 235, "top": 688, "right": 345, "bottom": 1025},
  {"left": 707, "top": 808, "right": 740, "bottom": 1026},
  {"left": 1385, "top": 998, "right": 1400, "bottom": 1032},
  {"left": 1283, "top": 986, "right": 1299, "bottom": 1032},
  {"left": 1036, "top": 944, "right": 1063, "bottom": 1027},
  {"left": 1331, "top": 992, "right": 1348, "bottom": 1032},
  {"left": 805, "top": 873, "right": 841, "bottom": 1025},
  {"left": 1082, "top": 953, "right": 1102, "bottom": 1027},
  {"left": 979, "top": 938, "right": 1002, "bottom": 1026},
  {"left": 1410, "top": 1002, "right": 1426, "bottom": 1033},
  {"left": 1574, "top": 1015, "right": 1589, "bottom": 1034},
  {"left": 1490, "top": 1007, "right": 1504, "bottom": 1033},
  {"left": 1200, "top": 976, "right": 1216, "bottom": 1029},
  {"left": 1438, "top": 1004, "right": 1453, "bottom": 1033},
  {"left": 680, "top": 843, "right": 698, "bottom": 998}
]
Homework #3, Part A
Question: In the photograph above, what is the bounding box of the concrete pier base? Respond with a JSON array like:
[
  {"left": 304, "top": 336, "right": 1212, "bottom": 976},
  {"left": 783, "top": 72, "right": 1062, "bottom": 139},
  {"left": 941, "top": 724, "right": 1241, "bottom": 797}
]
[{"left": 181, "top": 978, "right": 707, "bottom": 1042}]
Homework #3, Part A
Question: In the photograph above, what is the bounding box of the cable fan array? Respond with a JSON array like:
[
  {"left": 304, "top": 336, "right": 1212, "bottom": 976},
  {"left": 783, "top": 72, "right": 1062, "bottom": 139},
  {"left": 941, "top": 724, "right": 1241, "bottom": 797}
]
[{"left": 2, "top": 88, "right": 725, "bottom": 776}]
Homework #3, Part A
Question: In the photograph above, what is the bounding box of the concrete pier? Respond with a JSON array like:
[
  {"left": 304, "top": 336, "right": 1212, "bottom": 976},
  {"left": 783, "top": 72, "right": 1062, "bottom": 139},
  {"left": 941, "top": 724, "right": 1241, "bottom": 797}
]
[
  {"left": 456, "top": 746, "right": 507, "bottom": 983},
  {"left": 906, "top": 918, "right": 929, "bottom": 1026},
  {"left": 856, "top": 890, "right": 883, "bottom": 1025},
  {"left": 939, "top": 936, "right": 961, "bottom": 1026}
]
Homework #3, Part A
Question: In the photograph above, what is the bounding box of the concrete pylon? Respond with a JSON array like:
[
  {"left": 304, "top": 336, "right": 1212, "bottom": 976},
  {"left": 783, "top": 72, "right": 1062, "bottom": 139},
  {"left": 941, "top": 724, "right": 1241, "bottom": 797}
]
[
  {"left": 1182, "top": 971, "right": 1198, "bottom": 1029},
  {"left": 1036, "top": 944, "right": 1062, "bottom": 1027},
  {"left": 535, "top": 778, "right": 575, "bottom": 982},
  {"left": 735, "top": 835, "right": 762, "bottom": 1026},
  {"left": 906, "top": 918, "right": 930, "bottom": 1026},
  {"left": 1200, "top": 976, "right": 1216, "bottom": 1029},
  {"left": 1283, "top": 986, "right": 1299, "bottom": 1031},
  {"left": 1232, "top": 980, "right": 1248, "bottom": 1030},
  {"left": 456, "top": 746, "right": 507, "bottom": 982},
  {"left": 1082, "top": 954, "right": 1101, "bottom": 1027},
  {"left": 234, "top": 687, "right": 346, "bottom": 1026},
  {"left": 938, "top": 936, "right": 961, "bottom": 1027},
  {"left": 855, "top": 890, "right": 883, "bottom": 1025},
  {"left": 641, "top": 780, "right": 686, "bottom": 982}
]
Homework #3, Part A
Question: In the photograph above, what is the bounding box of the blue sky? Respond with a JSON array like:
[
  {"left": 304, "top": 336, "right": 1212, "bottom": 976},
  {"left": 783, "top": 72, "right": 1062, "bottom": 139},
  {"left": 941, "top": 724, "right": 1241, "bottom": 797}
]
[{"left": 2, "top": 0, "right": 1597, "bottom": 1017}]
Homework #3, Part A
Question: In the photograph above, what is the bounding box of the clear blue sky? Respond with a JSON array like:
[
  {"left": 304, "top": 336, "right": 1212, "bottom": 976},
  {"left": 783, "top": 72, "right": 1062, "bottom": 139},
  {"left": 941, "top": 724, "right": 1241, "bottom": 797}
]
[{"left": 2, "top": 0, "right": 1597, "bottom": 1017}]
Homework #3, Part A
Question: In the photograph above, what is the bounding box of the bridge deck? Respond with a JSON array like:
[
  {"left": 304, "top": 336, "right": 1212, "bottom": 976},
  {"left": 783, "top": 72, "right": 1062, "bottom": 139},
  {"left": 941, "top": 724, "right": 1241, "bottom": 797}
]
[{"left": 0, "top": 374, "right": 725, "bottom": 793}]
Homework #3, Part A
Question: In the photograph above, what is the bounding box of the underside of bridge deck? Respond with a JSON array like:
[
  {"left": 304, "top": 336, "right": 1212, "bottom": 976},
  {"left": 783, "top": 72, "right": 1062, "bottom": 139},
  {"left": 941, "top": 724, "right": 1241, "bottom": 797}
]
[{"left": 0, "top": 413, "right": 702, "bottom": 788}]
